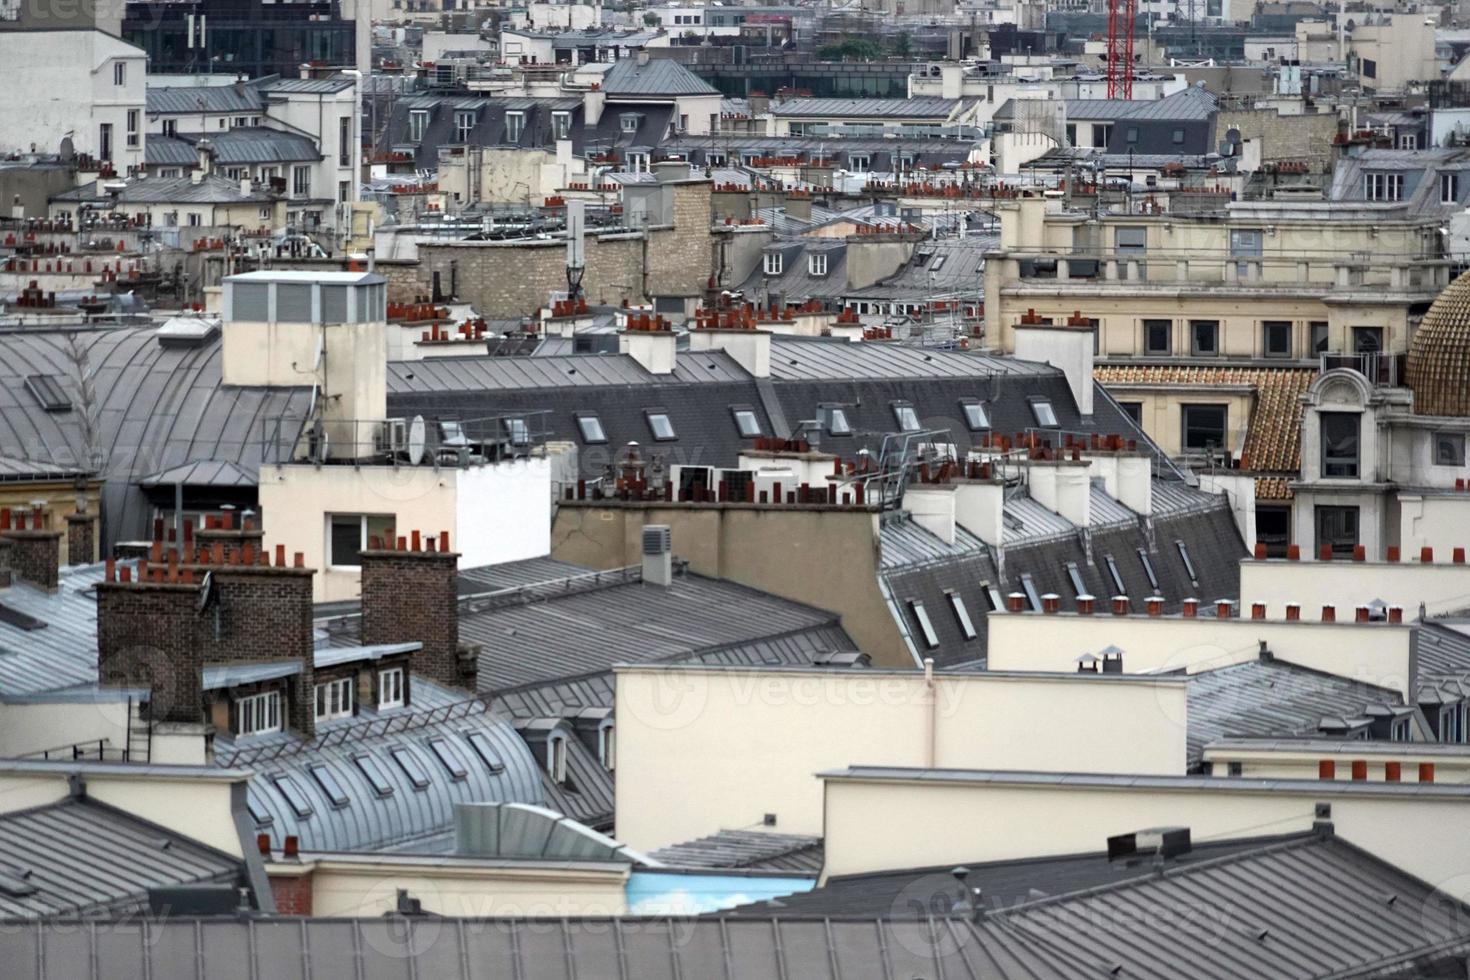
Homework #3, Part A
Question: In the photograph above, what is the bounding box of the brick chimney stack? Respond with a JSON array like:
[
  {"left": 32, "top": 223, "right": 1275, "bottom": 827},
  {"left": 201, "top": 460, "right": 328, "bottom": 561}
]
[
  {"left": 0, "top": 507, "right": 62, "bottom": 592},
  {"left": 66, "top": 510, "right": 98, "bottom": 566},
  {"left": 359, "top": 530, "right": 466, "bottom": 691}
]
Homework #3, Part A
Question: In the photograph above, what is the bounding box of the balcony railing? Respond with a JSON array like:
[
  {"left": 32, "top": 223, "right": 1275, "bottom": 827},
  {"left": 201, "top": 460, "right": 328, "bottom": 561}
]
[
  {"left": 1320, "top": 351, "right": 1403, "bottom": 387},
  {"left": 261, "top": 412, "right": 551, "bottom": 468}
]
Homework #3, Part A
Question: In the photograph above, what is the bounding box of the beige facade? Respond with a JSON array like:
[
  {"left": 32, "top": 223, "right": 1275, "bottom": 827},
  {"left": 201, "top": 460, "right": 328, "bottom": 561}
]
[
  {"left": 1240, "top": 558, "right": 1470, "bottom": 619},
  {"left": 985, "top": 611, "right": 1416, "bottom": 697},
  {"left": 820, "top": 768, "right": 1470, "bottom": 898},
  {"left": 437, "top": 143, "right": 590, "bottom": 207},
  {"left": 1202, "top": 740, "right": 1470, "bottom": 783},
  {"left": 613, "top": 665, "right": 1187, "bottom": 852},
  {"left": 551, "top": 501, "right": 909, "bottom": 666}
]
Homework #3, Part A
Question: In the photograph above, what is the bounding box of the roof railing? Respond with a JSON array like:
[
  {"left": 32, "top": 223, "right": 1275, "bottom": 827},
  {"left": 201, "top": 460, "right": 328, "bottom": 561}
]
[
  {"left": 216, "top": 696, "right": 491, "bottom": 767},
  {"left": 261, "top": 411, "right": 552, "bottom": 469},
  {"left": 1319, "top": 350, "right": 1402, "bottom": 387}
]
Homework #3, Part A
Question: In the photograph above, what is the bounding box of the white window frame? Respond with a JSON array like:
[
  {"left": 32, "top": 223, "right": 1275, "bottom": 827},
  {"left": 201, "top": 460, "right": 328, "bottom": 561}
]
[
  {"left": 1031, "top": 399, "right": 1058, "bottom": 427},
  {"left": 552, "top": 111, "right": 571, "bottom": 141},
  {"left": 1443, "top": 172, "right": 1460, "bottom": 205},
  {"left": 237, "top": 690, "right": 283, "bottom": 735},
  {"left": 455, "top": 110, "right": 475, "bottom": 143},
  {"left": 327, "top": 513, "right": 394, "bottom": 568},
  {"left": 893, "top": 403, "right": 921, "bottom": 432},
  {"left": 505, "top": 111, "right": 525, "bottom": 143},
  {"left": 114, "top": 61, "right": 126, "bottom": 86},
  {"left": 1364, "top": 172, "right": 1403, "bottom": 202},
  {"left": 808, "top": 252, "right": 828, "bottom": 276},
  {"left": 162, "top": 119, "right": 177, "bottom": 137},
  {"left": 547, "top": 734, "right": 568, "bottom": 783},
  {"left": 126, "top": 110, "right": 140, "bottom": 149},
  {"left": 849, "top": 153, "right": 871, "bottom": 171},
  {"left": 409, "top": 110, "right": 429, "bottom": 143},
  {"left": 620, "top": 114, "right": 640, "bottom": 134},
  {"left": 378, "top": 667, "right": 405, "bottom": 709},
  {"left": 314, "top": 676, "right": 354, "bottom": 721},
  {"left": 598, "top": 723, "right": 615, "bottom": 770},
  {"left": 763, "top": 252, "right": 783, "bottom": 276}
]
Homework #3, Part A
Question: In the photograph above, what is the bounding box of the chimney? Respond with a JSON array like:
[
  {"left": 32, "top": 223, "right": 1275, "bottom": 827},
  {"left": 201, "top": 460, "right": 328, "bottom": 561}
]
[
  {"left": 360, "top": 532, "right": 466, "bottom": 691},
  {"left": 953, "top": 477, "right": 1005, "bottom": 545},
  {"left": 688, "top": 325, "right": 772, "bottom": 378},
  {"left": 240, "top": 177, "right": 253, "bottom": 197},
  {"left": 637, "top": 49, "right": 649, "bottom": 66},
  {"left": 0, "top": 508, "right": 62, "bottom": 592},
  {"left": 905, "top": 485, "right": 956, "bottom": 545},
  {"left": 1012, "top": 321, "right": 1094, "bottom": 417},
  {"left": 619, "top": 320, "right": 677, "bottom": 375},
  {"left": 583, "top": 87, "right": 606, "bottom": 127},
  {"left": 195, "top": 139, "right": 214, "bottom": 182},
  {"left": 66, "top": 511, "right": 99, "bottom": 566},
  {"left": 1027, "top": 460, "right": 1091, "bottom": 527},
  {"left": 642, "top": 524, "right": 672, "bottom": 586}
]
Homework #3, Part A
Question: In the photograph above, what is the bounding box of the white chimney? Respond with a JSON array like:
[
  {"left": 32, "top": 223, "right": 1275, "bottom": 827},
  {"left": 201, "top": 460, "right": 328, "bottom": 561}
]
[
  {"left": 688, "top": 327, "right": 771, "bottom": 378},
  {"left": 1115, "top": 453, "right": 1152, "bottom": 516},
  {"left": 240, "top": 177, "right": 252, "bottom": 197},
  {"left": 1028, "top": 460, "right": 1091, "bottom": 527},
  {"left": 1013, "top": 322, "right": 1094, "bottom": 416},
  {"left": 620, "top": 323, "right": 676, "bottom": 375},
  {"left": 905, "top": 484, "right": 956, "bottom": 545},
  {"left": 642, "top": 524, "right": 672, "bottom": 586},
  {"left": 954, "top": 479, "right": 1005, "bottom": 546}
]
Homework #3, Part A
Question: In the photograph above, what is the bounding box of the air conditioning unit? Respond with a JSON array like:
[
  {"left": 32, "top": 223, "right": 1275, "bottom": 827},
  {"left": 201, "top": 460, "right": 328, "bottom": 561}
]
[{"left": 377, "top": 417, "right": 408, "bottom": 456}]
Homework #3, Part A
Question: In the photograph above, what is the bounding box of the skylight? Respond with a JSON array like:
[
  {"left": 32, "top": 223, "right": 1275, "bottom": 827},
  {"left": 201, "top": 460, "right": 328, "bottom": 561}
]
[
  {"left": 1030, "top": 398, "right": 1058, "bottom": 428},
  {"left": 960, "top": 399, "right": 989, "bottom": 432},
  {"left": 465, "top": 731, "right": 506, "bottom": 773},
  {"left": 732, "top": 407, "right": 761, "bottom": 438},
  {"left": 948, "top": 592, "right": 977, "bottom": 640},
  {"left": 576, "top": 413, "right": 607, "bottom": 444},
  {"left": 390, "top": 747, "right": 431, "bottom": 791},
  {"left": 1176, "top": 540, "right": 1199, "bottom": 584},
  {"left": 1020, "top": 573, "right": 1042, "bottom": 610},
  {"left": 646, "top": 411, "right": 676, "bottom": 441},
  {"left": 428, "top": 738, "right": 468, "bottom": 780},
  {"left": 309, "top": 766, "right": 350, "bottom": 808},
  {"left": 1137, "top": 549, "right": 1160, "bottom": 591},
  {"left": 824, "top": 406, "right": 852, "bottom": 436},
  {"left": 909, "top": 600, "right": 939, "bottom": 649},
  {"left": 1104, "top": 555, "right": 1126, "bottom": 595},
  {"left": 353, "top": 754, "right": 395, "bottom": 797},
  {"left": 272, "top": 775, "right": 314, "bottom": 819},
  {"left": 892, "top": 402, "right": 921, "bottom": 432},
  {"left": 1065, "top": 562, "right": 1086, "bottom": 597},
  {"left": 24, "top": 375, "right": 70, "bottom": 413}
]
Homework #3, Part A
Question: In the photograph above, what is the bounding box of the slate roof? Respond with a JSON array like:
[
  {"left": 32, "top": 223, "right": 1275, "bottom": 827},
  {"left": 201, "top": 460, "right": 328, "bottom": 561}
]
[
  {"left": 13, "top": 833, "right": 1470, "bottom": 979},
  {"left": 0, "top": 796, "right": 243, "bottom": 918},
  {"left": 1186, "top": 659, "right": 1405, "bottom": 766},
  {"left": 1095, "top": 363, "right": 1315, "bottom": 500},
  {"left": 146, "top": 129, "right": 321, "bottom": 168},
  {"left": 147, "top": 79, "right": 273, "bottom": 115},
  {"left": 601, "top": 58, "right": 719, "bottom": 97},
  {"left": 843, "top": 238, "right": 994, "bottom": 303},
  {"left": 1413, "top": 620, "right": 1470, "bottom": 681},
  {"left": 51, "top": 175, "right": 278, "bottom": 205},
  {"left": 0, "top": 326, "right": 310, "bottom": 555},
  {"left": 650, "top": 830, "right": 824, "bottom": 873},
  {"left": 773, "top": 97, "right": 964, "bottom": 120},
  {"left": 997, "top": 85, "right": 1218, "bottom": 123},
  {"left": 0, "top": 564, "right": 106, "bottom": 698},
  {"left": 216, "top": 679, "right": 545, "bottom": 854}
]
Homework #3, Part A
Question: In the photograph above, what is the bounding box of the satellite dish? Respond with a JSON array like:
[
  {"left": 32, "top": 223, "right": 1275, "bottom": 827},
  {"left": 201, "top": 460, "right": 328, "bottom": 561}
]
[
  {"left": 408, "top": 415, "right": 426, "bottom": 465},
  {"left": 58, "top": 136, "right": 75, "bottom": 162}
]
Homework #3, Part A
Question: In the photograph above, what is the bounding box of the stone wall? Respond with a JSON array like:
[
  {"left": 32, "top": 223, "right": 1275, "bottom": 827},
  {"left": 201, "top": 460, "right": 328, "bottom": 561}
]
[{"left": 1218, "top": 108, "right": 1339, "bottom": 172}]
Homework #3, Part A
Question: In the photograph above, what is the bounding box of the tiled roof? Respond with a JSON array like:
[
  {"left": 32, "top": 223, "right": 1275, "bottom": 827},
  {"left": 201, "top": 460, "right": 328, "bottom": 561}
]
[{"left": 1094, "top": 363, "right": 1315, "bottom": 479}]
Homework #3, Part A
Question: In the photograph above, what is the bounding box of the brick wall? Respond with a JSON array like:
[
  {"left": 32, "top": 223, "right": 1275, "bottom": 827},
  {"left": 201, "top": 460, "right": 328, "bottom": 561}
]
[
  {"left": 359, "top": 541, "right": 463, "bottom": 691},
  {"left": 269, "top": 873, "right": 314, "bottom": 916},
  {"left": 1217, "top": 109, "right": 1339, "bottom": 172},
  {"left": 97, "top": 582, "right": 205, "bottom": 723},
  {"left": 66, "top": 514, "right": 97, "bottom": 566},
  {"left": 3, "top": 530, "right": 61, "bottom": 591},
  {"left": 376, "top": 259, "right": 425, "bottom": 305}
]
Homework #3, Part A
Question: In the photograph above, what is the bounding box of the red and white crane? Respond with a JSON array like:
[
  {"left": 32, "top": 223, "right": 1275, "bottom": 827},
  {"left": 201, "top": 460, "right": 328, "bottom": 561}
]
[{"left": 1105, "top": 0, "right": 1137, "bottom": 99}]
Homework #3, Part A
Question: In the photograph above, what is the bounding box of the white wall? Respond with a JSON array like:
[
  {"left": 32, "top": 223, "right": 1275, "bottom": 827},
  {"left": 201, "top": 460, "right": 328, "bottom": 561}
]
[
  {"left": 614, "top": 666, "right": 1187, "bottom": 852},
  {"left": 985, "top": 612, "right": 1416, "bottom": 697},
  {"left": 455, "top": 456, "right": 553, "bottom": 570},
  {"left": 0, "top": 697, "right": 131, "bottom": 760},
  {"left": 296, "top": 859, "right": 628, "bottom": 917},
  {"left": 821, "top": 770, "right": 1470, "bottom": 899},
  {"left": 1239, "top": 558, "right": 1470, "bottom": 619},
  {"left": 0, "top": 31, "right": 147, "bottom": 171}
]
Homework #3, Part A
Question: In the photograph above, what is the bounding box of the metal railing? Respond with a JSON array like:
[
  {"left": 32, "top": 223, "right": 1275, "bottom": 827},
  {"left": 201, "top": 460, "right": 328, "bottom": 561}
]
[
  {"left": 216, "top": 697, "right": 491, "bottom": 767},
  {"left": 1320, "top": 351, "right": 1402, "bottom": 387},
  {"left": 20, "top": 738, "right": 124, "bottom": 762},
  {"left": 261, "top": 411, "right": 552, "bottom": 468}
]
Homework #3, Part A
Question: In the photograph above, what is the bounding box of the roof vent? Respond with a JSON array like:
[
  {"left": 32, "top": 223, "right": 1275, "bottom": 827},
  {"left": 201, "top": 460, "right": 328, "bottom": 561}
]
[
  {"left": 642, "top": 524, "right": 672, "bottom": 587},
  {"left": 1107, "top": 826, "right": 1191, "bottom": 865},
  {"left": 155, "top": 316, "right": 221, "bottom": 349}
]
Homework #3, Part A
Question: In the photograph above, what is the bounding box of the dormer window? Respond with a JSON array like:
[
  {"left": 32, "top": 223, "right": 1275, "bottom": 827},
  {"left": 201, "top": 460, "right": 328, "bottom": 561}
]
[
  {"left": 822, "top": 405, "right": 852, "bottom": 436},
  {"left": 236, "top": 691, "right": 282, "bottom": 736},
  {"left": 378, "top": 667, "right": 405, "bottom": 710},
  {"left": 763, "top": 251, "right": 784, "bottom": 276},
  {"left": 314, "top": 676, "right": 354, "bottom": 722},
  {"left": 1321, "top": 413, "right": 1360, "bottom": 478},
  {"left": 505, "top": 111, "right": 525, "bottom": 143},
  {"left": 1392, "top": 717, "right": 1412, "bottom": 742},
  {"left": 552, "top": 111, "right": 571, "bottom": 141},
  {"left": 1030, "top": 397, "right": 1058, "bottom": 428},
  {"left": 547, "top": 732, "right": 568, "bottom": 784},
  {"left": 409, "top": 110, "right": 429, "bottom": 143},
  {"left": 620, "top": 113, "right": 641, "bottom": 133},
  {"left": 731, "top": 406, "right": 762, "bottom": 438},
  {"left": 959, "top": 399, "right": 989, "bottom": 432},
  {"left": 598, "top": 720, "right": 615, "bottom": 771},
  {"left": 892, "top": 402, "right": 921, "bottom": 432},
  {"left": 455, "top": 110, "right": 475, "bottom": 143},
  {"left": 808, "top": 253, "right": 828, "bottom": 277}
]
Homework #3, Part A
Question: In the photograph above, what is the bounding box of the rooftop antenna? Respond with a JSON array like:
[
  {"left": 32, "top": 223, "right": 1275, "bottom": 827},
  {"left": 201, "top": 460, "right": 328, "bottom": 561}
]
[{"left": 565, "top": 198, "right": 586, "bottom": 302}]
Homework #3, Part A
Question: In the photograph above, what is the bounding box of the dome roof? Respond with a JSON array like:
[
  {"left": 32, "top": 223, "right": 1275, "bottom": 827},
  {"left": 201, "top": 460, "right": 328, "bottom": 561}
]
[{"left": 1406, "top": 268, "right": 1470, "bottom": 417}]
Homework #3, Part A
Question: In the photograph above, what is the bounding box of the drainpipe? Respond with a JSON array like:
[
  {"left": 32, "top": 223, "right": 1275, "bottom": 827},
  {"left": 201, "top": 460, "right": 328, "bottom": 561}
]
[{"left": 924, "top": 656, "right": 936, "bottom": 769}]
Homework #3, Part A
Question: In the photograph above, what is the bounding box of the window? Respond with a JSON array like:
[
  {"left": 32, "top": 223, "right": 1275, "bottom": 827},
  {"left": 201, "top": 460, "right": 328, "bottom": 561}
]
[
  {"left": 1019, "top": 573, "right": 1042, "bottom": 611},
  {"left": 598, "top": 722, "right": 615, "bottom": 770},
  {"left": 328, "top": 514, "right": 395, "bottom": 567},
  {"left": 1364, "top": 172, "right": 1403, "bottom": 201},
  {"left": 126, "top": 110, "right": 140, "bottom": 149},
  {"left": 552, "top": 111, "right": 571, "bottom": 141},
  {"left": 1125, "top": 126, "right": 1139, "bottom": 144},
  {"left": 824, "top": 406, "right": 852, "bottom": 436},
  {"left": 1104, "top": 554, "right": 1126, "bottom": 595},
  {"left": 1399, "top": 133, "right": 1418, "bottom": 151},
  {"left": 237, "top": 691, "right": 282, "bottom": 736},
  {"left": 1137, "top": 549, "right": 1160, "bottom": 591},
  {"left": 378, "top": 667, "right": 405, "bottom": 709},
  {"left": 1352, "top": 327, "right": 1383, "bottom": 355},
  {"left": 808, "top": 252, "right": 828, "bottom": 277},
  {"left": 1227, "top": 761, "right": 1243, "bottom": 777},
  {"left": 620, "top": 113, "right": 640, "bottom": 133},
  {"left": 1262, "top": 321, "right": 1293, "bottom": 359},
  {"left": 645, "top": 410, "right": 676, "bottom": 441},
  {"left": 314, "top": 676, "right": 354, "bottom": 722},
  {"left": 1443, "top": 172, "right": 1460, "bottom": 205},
  {"left": 1119, "top": 402, "right": 1142, "bottom": 425},
  {"left": 984, "top": 583, "right": 1004, "bottom": 612},
  {"left": 465, "top": 731, "right": 506, "bottom": 773},
  {"left": 947, "top": 592, "right": 977, "bottom": 640},
  {"left": 1172, "top": 128, "right": 1185, "bottom": 145},
  {"left": 732, "top": 407, "right": 761, "bottom": 438},
  {"left": 163, "top": 119, "right": 177, "bottom": 137},
  {"left": 1444, "top": 704, "right": 1466, "bottom": 743},
  {"left": 339, "top": 116, "right": 352, "bottom": 166},
  {"left": 1143, "top": 319, "right": 1171, "bottom": 355},
  {"left": 1256, "top": 504, "right": 1291, "bottom": 557},
  {"left": 1030, "top": 398, "right": 1058, "bottom": 428},
  {"left": 929, "top": 254, "right": 947, "bottom": 273},
  {"left": 505, "top": 111, "right": 525, "bottom": 143},
  {"left": 1392, "top": 717, "right": 1411, "bottom": 742},
  {"left": 1434, "top": 432, "right": 1466, "bottom": 466},
  {"left": 1091, "top": 123, "right": 1112, "bottom": 147},
  {"left": 273, "top": 775, "right": 314, "bottom": 818},
  {"left": 1315, "top": 505, "right": 1359, "bottom": 558},
  {"left": 763, "top": 251, "right": 784, "bottom": 276},
  {"left": 547, "top": 734, "right": 568, "bottom": 784},
  {"left": 959, "top": 399, "right": 990, "bottom": 432},
  {"left": 187, "top": 213, "right": 202, "bottom": 228},
  {"left": 909, "top": 600, "right": 940, "bottom": 648},
  {"left": 626, "top": 151, "right": 650, "bottom": 174},
  {"left": 247, "top": 800, "right": 274, "bottom": 827},
  {"left": 1064, "top": 562, "right": 1086, "bottom": 597},
  {"left": 455, "top": 110, "right": 475, "bottom": 143},
  {"left": 338, "top": 180, "right": 351, "bottom": 205},
  {"left": 892, "top": 402, "right": 921, "bottom": 432},
  {"left": 24, "top": 375, "right": 71, "bottom": 413},
  {"left": 1175, "top": 541, "right": 1198, "bottom": 583},
  {"left": 1320, "top": 413, "right": 1360, "bottom": 478},
  {"left": 428, "top": 738, "right": 468, "bottom": 780},
  {"left": 576, "top": 413, "right": 607, "bottom": 444},
  {"left": 1310, "top": 322, "right": 1330, "bottom": 355},
  {"left": 391, "top": 747, "right": 431, "bottom": 790},
  {"left": 353, "top": 755, "right": 394, "bottom": 797},
  {"left": 1190, "top": 320, "right": 1219, "bottom": 355},
  {"left": 292, "top": 165, "right": 311, "bottom": 198},
  {"left": 1182, "top": 404, "right": 1227, "bottom": 452},
  {"left": 99, "top": 123, "right": 113, "bottom": 163},
  {"left": 409, "top": 110, "right": 429, "bottom": 142},
  {"left": 849, "top": 153, "right": 870, "bottom": 171},
  {"left": 310, "top": 766, "right": 350, "bottom": 807},
  {"left": 114, "top": 61, "right": 126, "bottom": 85}
]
